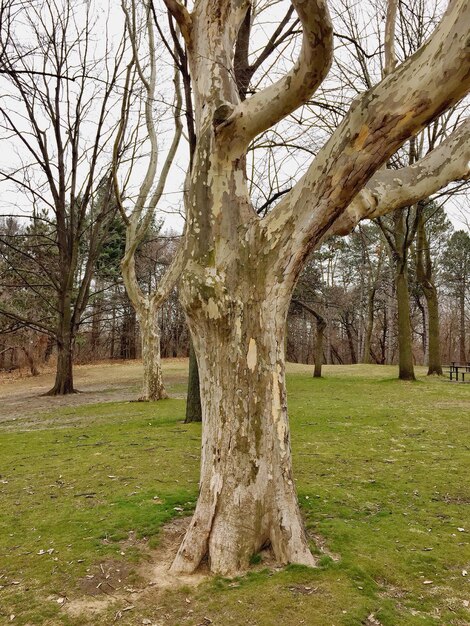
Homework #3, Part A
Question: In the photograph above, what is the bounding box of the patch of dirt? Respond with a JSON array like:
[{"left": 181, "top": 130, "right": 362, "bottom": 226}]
[
  {"left": 435, "top": 493, "right": 470, "bottom": 504},
  {"left": 137, "top": 517, "right": 208, "bottom": 590},
  {"left": 77, "top": 559, "right": 133, "bottom": 597},
  {"left": 65, "top": 517, "right": 207, "bottom": 620}
]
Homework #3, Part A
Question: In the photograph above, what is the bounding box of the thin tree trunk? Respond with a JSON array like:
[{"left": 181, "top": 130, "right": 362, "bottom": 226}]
[
  {"left": 426, "top": 287, "right": 442, "bottom": 374},
  {"left": 385, "top": 286, "right": 394, "bottom": 365},
  {"left": 46, "top": 332, "right": 75, "bottom": 395},
  {"left": 91, "top": 283, "right": 102, "bottom": 359},
  {"left": 43, "top": 335, "right": 54, "bottom": 363},
  {"left": 21, "top": 345, "right": 39, "bottom": 376},
  {"left": 396, "top": 265, "right": 416, "bottom": 380},
  {"left": 110, "top": 306, "right": 116, "bottom": 359},
  {"left": 291, "top": 300, "right": 325, "bottom": 378},
  {"left": 345, "top": 316, "right": 357, "bottom": 364},
  {"left": 459, "top": 291, "right": 466, "bottom": 363},
  {"left": 417, "top": 296, "right": 427, "bottom": 364},
  {"left": 313, "top": 316, "right": 326, "bottom": 378},
  {"left": 185, "top": 339, "right": 202, "bottom": 422},
  {"left": 415, "top": 208, "right": 442, "bottom": 375},
  {"left": 362, "top": 287, "right": 375, "bottom": 364}
]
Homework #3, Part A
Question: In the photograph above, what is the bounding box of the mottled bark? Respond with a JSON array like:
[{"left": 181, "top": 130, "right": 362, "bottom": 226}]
[
  {"left": 114, "top": 2, "right": 183, "bottom": 402},
  {"left": 172, "top": 280, "right": 314, "bottom": 576}
]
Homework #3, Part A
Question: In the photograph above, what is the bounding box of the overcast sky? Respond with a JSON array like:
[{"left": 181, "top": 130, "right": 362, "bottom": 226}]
[{"left": 0, "top": 0, "right": 468, "bottom": 235}]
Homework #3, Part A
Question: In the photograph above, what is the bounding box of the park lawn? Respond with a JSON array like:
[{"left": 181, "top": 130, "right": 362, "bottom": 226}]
[{"left": 0, "top": 363, "right": 469, "bottom": 625}]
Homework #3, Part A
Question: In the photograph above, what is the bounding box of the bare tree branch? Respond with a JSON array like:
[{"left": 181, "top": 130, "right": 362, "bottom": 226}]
[
  {"left": 160, "top": 0, "right": 191, "bottom": 45},
  {"left": 329, "top": 117, "right": 470, "bottom": 236}
]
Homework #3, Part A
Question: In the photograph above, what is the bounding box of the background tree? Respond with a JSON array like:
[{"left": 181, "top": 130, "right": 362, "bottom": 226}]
[
  {"left": 442, "top": 230, "right": 470, "bottom": 362},
  {"left": 0, "top": 0, "right": 126, "bottom": 394},
  {"left": 414, "top": 201, "right": 452, "bottom": 374},
  {"left": 113, "top": 0, "right": 183, "bottom": 401}
]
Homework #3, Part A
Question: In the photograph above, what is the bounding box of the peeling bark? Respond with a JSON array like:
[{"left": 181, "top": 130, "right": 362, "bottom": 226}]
[{"left": 172, "top": 280, "right": 315, "bottom": 575}]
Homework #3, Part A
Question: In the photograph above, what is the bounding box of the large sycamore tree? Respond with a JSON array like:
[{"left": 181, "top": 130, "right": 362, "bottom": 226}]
[{"left": 140, "top": 0, "right": 470, "bottom": 576}]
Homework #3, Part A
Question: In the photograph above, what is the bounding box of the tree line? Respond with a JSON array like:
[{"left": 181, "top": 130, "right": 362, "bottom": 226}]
[{"left": 2, "top": 208, "right": 469, "bottom": 379}]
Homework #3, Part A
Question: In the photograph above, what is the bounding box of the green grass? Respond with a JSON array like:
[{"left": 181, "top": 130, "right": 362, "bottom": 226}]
[{"left": 1, "top": 364, "right": 469, "bottom": 625}]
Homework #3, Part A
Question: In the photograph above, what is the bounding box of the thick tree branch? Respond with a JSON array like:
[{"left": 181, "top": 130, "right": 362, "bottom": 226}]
[
  {"left": 160, "top": 0, "right": 191, "bottom": 46},
  {"left": 329, "top": 117, "right": 470, "bottom": 236},
  {"left": 264, "top": 0, "right": 470, "bottom": 265},
  {"left": 227, "top": 0, "right": 333, "bottom": 144},
  {"left": 384, "top": 0, "right": 398, "bottom": 76},
  {"left": 149, "top": 238, "right": 186, "bottom": 309}
]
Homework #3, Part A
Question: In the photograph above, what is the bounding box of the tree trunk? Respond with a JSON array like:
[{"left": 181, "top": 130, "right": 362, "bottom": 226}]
[
  {"left": 110, "top": 306, "right": 116, "bottom": 359},
  {"left": 46, "top": 331, "right": 76, "bottom": 395},
  {"left": 425, "top": 286, "right": 442, "bottom": 375},
  {"left": 415, "top": 207, "right": 442, "bottom": 375},
  {"left": 156, "top": 0, "right": 470, "bottom": 578},
  {"left": 396, "top": 266, "right": 415, "bottom": 380},
  {"left": 345, "top": 316, "right": 357, "bottom": 364},
  {"left": 43, "top": 335, "right": 54, "bottom": 363},
  {"left": 459, "top": 291, "right": 466, "bottom": 363},
  {"left": 313, "top": 316, "right": 326, "bottom": 378},
  {"left": 417, "top": 295, "right": 427, "bottom": 364},
  {"left": 362, "top": 287, "right": 375, "bottom": 364},
  {"left": 385, "top": 284, "right": 395, "bottom": 365},
  {"left": 185, "top": 339, "right": 202, "bottom": 422},
  {"left": 120, "top": 305, "right": 137, "bottom": 359},
  {"left": 138, "top": 304, "right": 167, "bottom": 401},
  {"left": 171, "top": 280, "right": 315, "bottom": 576},
  {"left": 21, "top": 345, "right": 39, "bottom": 376},
  {"left": 91, "top": 285, "right": 102, "bottom": 359},
  {"left": 45, "top": 294, "right": 77, "bottom": 396}
]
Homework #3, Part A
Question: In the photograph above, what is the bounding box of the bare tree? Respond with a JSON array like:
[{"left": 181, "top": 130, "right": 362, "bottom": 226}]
[
  {"left": 0, "top": 0, "right": 127, "bottom": 394},
  {"left": 112, "top": 0, "right": 183, "bottom": 401}
]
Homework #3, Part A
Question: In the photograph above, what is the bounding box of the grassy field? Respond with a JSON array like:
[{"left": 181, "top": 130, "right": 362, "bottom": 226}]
[{"left": 0, "top": 362, "right": 469, "bottom": 625}]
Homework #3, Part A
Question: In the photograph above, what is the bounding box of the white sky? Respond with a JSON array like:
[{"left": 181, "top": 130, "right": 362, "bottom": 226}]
[{"left": 0, "top": 0, "right": 468, "bottom": 235}]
